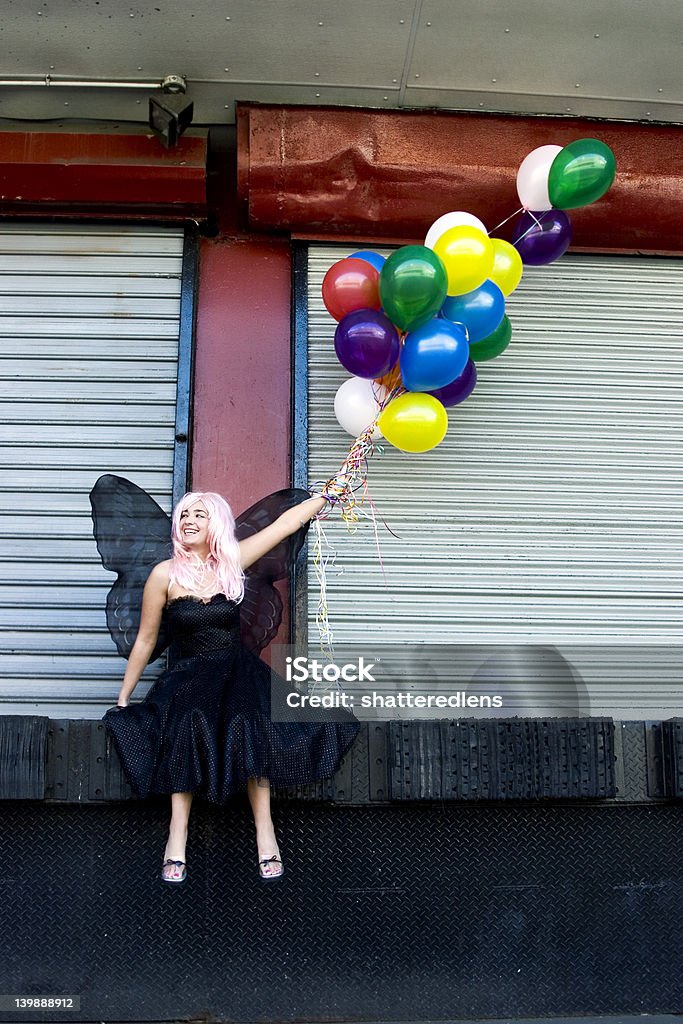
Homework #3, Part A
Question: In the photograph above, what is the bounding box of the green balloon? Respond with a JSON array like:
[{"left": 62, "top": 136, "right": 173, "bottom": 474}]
[
  {"left": 469, "top": 315, "right": 512, "bottom": 362},
  {"left": 548, "top": 138, "right": 616, "bottom": 210},
  {"left": 379, "top": 245, "right": 447, "bottom": 332}
]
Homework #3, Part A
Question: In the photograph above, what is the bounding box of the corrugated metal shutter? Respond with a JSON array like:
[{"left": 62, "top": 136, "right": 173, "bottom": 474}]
[
  {"left": 306, "top": 248, "right": 683, "bottom": 718},
  {"left": 0, "top": 224, "right": 184, "bottom": 718}
]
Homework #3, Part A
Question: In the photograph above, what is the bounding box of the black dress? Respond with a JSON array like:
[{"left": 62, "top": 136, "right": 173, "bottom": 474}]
[{"left": 102, "top": 593, "right": 360, "bottom": 803}]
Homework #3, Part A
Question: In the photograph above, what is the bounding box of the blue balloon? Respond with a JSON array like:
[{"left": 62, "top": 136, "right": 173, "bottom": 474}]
[
  {"left": 349, "top": 250, "right": 386, "bottom": 272},
  {"left": 441, "top": 280, "right": 505, "bottom": 344},
  {"left": 400, "top": 319, "right": 469, "bottom": 392}
]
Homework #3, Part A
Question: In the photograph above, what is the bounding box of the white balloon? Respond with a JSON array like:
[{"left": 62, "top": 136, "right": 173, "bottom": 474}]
[
  {"left": 425, "top": 211, "right": 488, "bottom": 250},
  {"left": 516, "top": 144, "right": 563, "bottom": 211},
  {"left": 334, "top": 377, "right": 388, "bottom": 439}
]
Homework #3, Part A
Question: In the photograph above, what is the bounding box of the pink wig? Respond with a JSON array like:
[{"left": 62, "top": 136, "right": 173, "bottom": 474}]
[{"left": 169, "top": 491, "right": 245, "bottom": 602}]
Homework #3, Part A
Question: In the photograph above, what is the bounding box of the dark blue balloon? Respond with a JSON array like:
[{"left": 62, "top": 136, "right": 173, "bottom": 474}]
[
  {"left": 429, "top": 359, "right": 477, "bottom": 407},
  {"left": 400, "top": 319, "right": 469, "bottom": 392},
  {"left": 349, "top": 250, "right": 386, "bottom": 272},
  {"left": 441, "top": 280, "right": 505, "bottom": 343}
]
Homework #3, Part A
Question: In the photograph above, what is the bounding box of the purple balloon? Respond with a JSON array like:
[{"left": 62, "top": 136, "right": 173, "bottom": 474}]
[
  {"left": 512, "top": 210, "right": 573, "bottom": 266},
  {"left": 334, "top": 309, "right": 400, "bottom": 378},
  {"left": 429, "top": 359, "right": 477, "bottom": 407}
]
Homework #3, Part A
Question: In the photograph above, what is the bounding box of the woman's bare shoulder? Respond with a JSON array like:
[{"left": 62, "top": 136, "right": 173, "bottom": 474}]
[{"left": 148, "top": 559, "right": 172, "bottom": 581}]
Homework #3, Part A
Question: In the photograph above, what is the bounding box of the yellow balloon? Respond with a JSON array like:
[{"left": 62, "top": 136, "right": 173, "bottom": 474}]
[
  {"left": 432, "top": 225, "right": 494, "bottom": 296},
  {"left": 377, "top": 392, "right": 448, "bottom": 453},
  {"left": 490, "top": 238, "right": 523, "bottom": 295}
]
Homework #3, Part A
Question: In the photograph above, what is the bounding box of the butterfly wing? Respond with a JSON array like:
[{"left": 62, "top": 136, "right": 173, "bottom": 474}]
[
  {"left": 235, "top": 488, "right": 311, "bottom": 655},
  {"left": 89, "top": 474, "right": 172, "bottom": 660}
]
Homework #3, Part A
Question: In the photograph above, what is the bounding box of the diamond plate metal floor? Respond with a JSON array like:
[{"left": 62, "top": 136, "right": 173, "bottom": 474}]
[{"left": 1, "top": 800, "right": 683, "bottom": 1022}]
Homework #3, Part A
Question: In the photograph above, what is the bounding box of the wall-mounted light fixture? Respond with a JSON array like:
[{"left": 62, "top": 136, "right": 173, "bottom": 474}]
[
  {"left": 0, "top": 73, "right": 195, "bottom": 149},
  {"left": 148, "top": 74, "right": 194, "bottom": 148}
]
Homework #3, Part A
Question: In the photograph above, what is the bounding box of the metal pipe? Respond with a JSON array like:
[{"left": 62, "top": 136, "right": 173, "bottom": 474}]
[{"left": 0, "top": 75, "right": 162, "bottom": 89}]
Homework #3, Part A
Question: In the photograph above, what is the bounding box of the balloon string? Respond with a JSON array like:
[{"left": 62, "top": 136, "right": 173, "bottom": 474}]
[
  {"left": 309, "top": 371, "right": 404, "bottom": 661},
  {"left": 511, "top": 209, "right": 548, "bottom": 249},
  {"left": 309, "top": 515, "right": 339, "bottom": 669},
  {"left": 488, "top": 205, "right": 525, "bottom": 236}
]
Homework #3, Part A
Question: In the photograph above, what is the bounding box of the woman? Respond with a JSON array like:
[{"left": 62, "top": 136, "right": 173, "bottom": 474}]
[{"left": 103, "top": 488, "right": 359, "bottom": 884}]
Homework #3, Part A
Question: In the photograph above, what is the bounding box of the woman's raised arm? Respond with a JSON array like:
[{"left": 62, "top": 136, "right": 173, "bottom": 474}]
[{"left": 239, "top": 495, "right": 327, "bottom": 571}]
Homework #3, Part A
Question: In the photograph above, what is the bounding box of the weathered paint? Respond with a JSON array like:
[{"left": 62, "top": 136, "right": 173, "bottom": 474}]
[
  {"left": 0, "top": 130, "right": 207, "bottom": 217},
  {"left": 191, "top": 233, "right": 293, "bottom": 650},
  {"left": 237, "top": 105, "right": 683, "bottom": 254},
  {"left": 192, "top": 235, "right": 292, "bottom": 509}
]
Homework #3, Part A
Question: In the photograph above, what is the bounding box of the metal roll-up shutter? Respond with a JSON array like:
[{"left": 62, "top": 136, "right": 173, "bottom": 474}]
[
  {"left": 0, "top": 224, "right": 185, "bottom": 718},
  {"left": 306, "top": 248, "right": 683, "bottom": 719}
]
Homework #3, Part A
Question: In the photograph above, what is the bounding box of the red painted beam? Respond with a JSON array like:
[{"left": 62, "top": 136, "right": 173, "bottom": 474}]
[
  {"left": 0, "top": 130, "right": 207, "bottom": 217},
  {"left": 191, "top": 234, "right": 292, "bottom": 509},
  {"left": 237, "top": 105, "right": 683, "bottom": 254},
  {"left": 191, "top": 233, "right": 293, "bottom": 651}
]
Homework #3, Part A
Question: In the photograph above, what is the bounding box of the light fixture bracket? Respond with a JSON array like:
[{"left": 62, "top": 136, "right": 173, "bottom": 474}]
[
  {"left": 149, "top": 75, "right": 193, "bottom": 148},
  {"left": 160, "top": 74, "right": 187, "bottom": 95}
]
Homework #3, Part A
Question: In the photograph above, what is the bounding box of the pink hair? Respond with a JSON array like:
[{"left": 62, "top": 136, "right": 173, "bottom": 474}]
[{"left": 169, "top": 491, "right": 245, "bottom": 602}]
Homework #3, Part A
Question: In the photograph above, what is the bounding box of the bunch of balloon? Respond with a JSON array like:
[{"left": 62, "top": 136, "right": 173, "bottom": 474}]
[
  {"left": 322, "top": 138, "right": 615, "bottom": 458},
  {"left": 513, "top": 138, "right": 616, "bottom": 264},
  {"left": 323, "top": 243, "right": 465, "bottom": 454},
  {"left": 321, "top": 218, "right": 522, "bottom": 454}
]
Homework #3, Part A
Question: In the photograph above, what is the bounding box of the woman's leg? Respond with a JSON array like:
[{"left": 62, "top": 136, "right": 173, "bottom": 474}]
[
  {"left": 246, "top": 776, "right": 283, "bottom": 878},
  {"left": 162, "top": 790, "right": 193, "bottom": 880}
]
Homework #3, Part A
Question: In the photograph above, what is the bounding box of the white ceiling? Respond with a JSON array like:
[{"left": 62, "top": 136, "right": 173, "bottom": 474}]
[{"left": 0, "top": 0, "right": 681, "bottom": 126}]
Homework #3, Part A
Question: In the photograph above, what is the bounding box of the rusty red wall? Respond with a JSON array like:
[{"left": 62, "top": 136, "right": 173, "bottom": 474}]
[
  {"left": 191, "top": 232, "right": 292, "bottom": 650},
  {"left": 237, "top": 105, "right": 683, "bottom": 255},
  {"left": 191, "top": 234, "right": 292, "bottom": 508},
  {"left": 0, "top": 130, "right": 207, "bottom": 218},
  {"left": 193, "top": 127, "right": 291, "bottom": 505}
]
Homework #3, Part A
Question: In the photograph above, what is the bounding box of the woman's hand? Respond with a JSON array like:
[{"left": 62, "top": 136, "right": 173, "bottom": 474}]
[{"left": 298, "top": 494, "right": 328, "bottom": 524}]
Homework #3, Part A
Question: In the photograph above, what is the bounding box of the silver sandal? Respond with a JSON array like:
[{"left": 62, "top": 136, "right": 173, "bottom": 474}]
[{"left": 161, "top": 858, "right": 187, "bottom": 884}]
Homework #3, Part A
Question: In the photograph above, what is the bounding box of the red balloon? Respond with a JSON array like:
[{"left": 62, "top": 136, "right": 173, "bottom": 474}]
[{"left": 322, "top": 258, "right": 381, "bottom": 322}]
